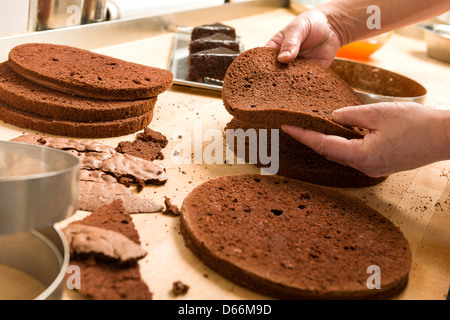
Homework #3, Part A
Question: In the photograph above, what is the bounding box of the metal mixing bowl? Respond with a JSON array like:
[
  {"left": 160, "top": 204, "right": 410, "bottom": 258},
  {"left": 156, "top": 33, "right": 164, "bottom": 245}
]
[
  {"left": 330, "top": 58, "right": 427, "bottom": 104},
  {"left": 0, "top": 140, "right": 80, "bottom": 235}
]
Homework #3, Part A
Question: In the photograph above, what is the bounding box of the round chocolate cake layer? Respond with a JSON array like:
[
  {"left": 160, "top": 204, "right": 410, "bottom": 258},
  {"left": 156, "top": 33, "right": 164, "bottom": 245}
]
[
  {"left": 8, "top": 43, "right": 173, "bottom": 101},
  {"left": 222, "top": 47, "right": 364, "bottom": 139},
  {"left": 0, "top": 100, "right": 154, "bottom": 138},
  {"left": 0, "top": 62, "right": 156, "bottom": 122},
  {"left": 181, "top": 174, "right": 412, "bottom": 300}
]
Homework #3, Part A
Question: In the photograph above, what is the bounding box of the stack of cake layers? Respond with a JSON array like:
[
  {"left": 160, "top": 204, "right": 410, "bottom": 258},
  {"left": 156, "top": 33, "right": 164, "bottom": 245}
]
[
  {"left": 0, "top": 43, "right": 173, "bottom": 138},
  {"left": 187, "top": 23, "right": 240, "bottom": 82}
]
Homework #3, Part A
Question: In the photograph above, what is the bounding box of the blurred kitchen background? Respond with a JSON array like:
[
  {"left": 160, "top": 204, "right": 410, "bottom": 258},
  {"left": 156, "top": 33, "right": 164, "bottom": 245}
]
[
  {"left": 1, "top": 0, "right": 449, "bottom": 37},
  {"left": 0, "top": 0, "right": 448, "bottom": 63},
  {"left": 0, "top": 0, "right": 262, "bottom": 37}
]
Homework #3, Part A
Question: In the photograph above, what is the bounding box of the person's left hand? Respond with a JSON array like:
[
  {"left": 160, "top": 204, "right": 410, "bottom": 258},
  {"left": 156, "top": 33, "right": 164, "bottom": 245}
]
[{"left": 265, "top": 9, "right": 342, "bottom": 67}]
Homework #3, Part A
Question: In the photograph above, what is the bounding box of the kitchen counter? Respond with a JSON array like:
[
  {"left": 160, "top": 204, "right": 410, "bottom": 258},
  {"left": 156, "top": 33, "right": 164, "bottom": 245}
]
[{"left": 1, "top": 4, "right": 449, "bottom": 300}]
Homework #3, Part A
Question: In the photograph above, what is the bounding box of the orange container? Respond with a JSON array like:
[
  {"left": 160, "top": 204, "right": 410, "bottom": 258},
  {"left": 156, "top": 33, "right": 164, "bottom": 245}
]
[{"left": 336, "top": 33, "right": 393, "bottom": 61}]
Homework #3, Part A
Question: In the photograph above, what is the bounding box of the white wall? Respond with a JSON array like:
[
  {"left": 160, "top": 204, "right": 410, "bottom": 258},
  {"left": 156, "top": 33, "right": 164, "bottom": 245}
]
[
  {"left": 0, "top": 0, "right": 30, "bottom": 37},
  {"left": 106, "top": 0, "right": 225, "bottom": 20},
  {"left": 0, "top": 0, "right": 226, "bottom": 37}
]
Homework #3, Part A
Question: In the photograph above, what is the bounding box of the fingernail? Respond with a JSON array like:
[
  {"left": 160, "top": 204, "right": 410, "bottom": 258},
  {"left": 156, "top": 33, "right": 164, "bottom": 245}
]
[{"left": 278, "top": 51, "right": 290, "bottom": 59}]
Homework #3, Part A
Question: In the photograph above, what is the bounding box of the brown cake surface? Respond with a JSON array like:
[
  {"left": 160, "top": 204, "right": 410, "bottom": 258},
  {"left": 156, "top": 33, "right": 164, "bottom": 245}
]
[
  {"left": 225, "top": 117, "right": 386, "bottom": 187},
  {"left": 180, "top": 174, "right": 412, "bottom": 300},
  {"left": 8, "top": 43, "right": 173, "bottom": 100},
  {"left": 191, "top": 22, "right": 236, "bottom": 41},
  {"left": 222, "top": 47, "right": 364, "bottom": 139},
  {"left": 70, "top": 259, "right": 152, "bottom": 300},
  {"left": 65, "top": 199, "right": 152, "bottom": 300},
  {"left": 0, "top": 100, "right": 154, "bottom": 138},
  {"left": 0, "top": 62, "right": 156, "bottom": 122},
  {"left": 73, "top": 199, "right": 140, "bottom": 242},
  {"left": 116, "top": 139, "right": 164, "bottom": 161},
  {"left": 187, "top": 47, "right": 239, "bottom": 82},
  {"left": 189, "top": 33, "right": 240, "bottom": 54}
]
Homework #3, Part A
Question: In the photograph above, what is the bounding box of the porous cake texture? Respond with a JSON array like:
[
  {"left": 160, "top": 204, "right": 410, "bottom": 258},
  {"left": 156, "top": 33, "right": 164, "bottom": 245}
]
[
  {"left": 180, "top": 174, "right": 412, "bottom": 300},
  {"left": 222, "top": 47, "right": 364, "bottom": 139}
]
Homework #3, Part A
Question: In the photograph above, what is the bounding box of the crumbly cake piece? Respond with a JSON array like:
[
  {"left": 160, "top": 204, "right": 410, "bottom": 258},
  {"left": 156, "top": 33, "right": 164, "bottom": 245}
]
[
  {"left": 64, "top": 199, "right": 152, "bottom": 300},
  {"left": 78, "top": 170, "right": 164, "bottom": 213},
  {"left": 11, "top": 133, "right": 169, "bottom": 186},
  {"left": 116, "top": 140, "right": 164, "bottom": 161},
  {"left": 136, "top": 127, "right": 168, "bottom": 147},
  {"left": 116, "top": 127, "right": 168, "bottom": 162},
  {"left": 180, "top": 174, "right": 412, "bottom": 299}
]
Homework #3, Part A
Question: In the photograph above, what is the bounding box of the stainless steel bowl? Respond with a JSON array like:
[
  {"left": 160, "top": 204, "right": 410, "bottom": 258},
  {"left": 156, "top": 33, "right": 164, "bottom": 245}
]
[
  {"left": 0, "top": 140, "right": 80, "bottom": 235},
  {"left": 420, "top": 23, "right": 450, "bottom": 64},
  {"left": 30, "top": 0, "right": 85, "bottom": 31},
  {"left": 330, "top": 58, "right": 427, "bottom": 104},
  {"left": 0, "top": 226, "right": 70, "bottom": 300}
]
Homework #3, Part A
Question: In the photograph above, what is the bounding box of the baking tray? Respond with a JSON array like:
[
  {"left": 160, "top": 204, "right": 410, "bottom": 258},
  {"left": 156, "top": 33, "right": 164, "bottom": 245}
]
[{"left": 169, "top": 26, "right": 244, "bottom": 91}]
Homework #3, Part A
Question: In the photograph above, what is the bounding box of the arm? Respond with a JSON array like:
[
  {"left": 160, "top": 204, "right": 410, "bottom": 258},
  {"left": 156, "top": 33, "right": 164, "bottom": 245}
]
[
  {"left": 267, "top": 0, "right": 450, "bottom": 66},
  {"left": 281, "top": 103, "right": 450, "bottom": 178}
]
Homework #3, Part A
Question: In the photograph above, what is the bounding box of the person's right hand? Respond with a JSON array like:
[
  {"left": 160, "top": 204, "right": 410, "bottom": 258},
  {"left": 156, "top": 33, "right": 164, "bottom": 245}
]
[
  {"left": 265, "top": 9, "right": 343, "bottom": 67},
  {"left": 281, "top": 102, "right": 450, "bottom": 178}
]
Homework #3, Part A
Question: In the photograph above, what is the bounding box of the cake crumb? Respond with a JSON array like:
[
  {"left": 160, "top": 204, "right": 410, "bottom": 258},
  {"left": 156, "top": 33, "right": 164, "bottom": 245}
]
[
  {"left": 172, "top": 281, "right": 189, "bottom": 296},
  {"left": 37, "top": 137, "right": 47, "bottom": 144},
  {"left": 118, "top": 177, "right": 133, "bottom": 188},
  {"left": 163, "top": 196, "right": 181, "bottom": 216}
]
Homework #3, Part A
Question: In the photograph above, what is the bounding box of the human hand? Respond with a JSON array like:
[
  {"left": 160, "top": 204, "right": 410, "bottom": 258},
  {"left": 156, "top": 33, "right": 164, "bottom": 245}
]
[
  {"left": 265, "top": 9, "right": 343, "bottom": 67},
  {"left": 281, "top": 102, "right": 450, "bottom": 178}
]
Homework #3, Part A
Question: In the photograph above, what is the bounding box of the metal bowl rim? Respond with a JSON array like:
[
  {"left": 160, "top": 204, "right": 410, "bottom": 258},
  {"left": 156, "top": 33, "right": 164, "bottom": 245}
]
[
  {"left": 333, "top": 58, "right": 428, "bottom": 101},
  {"left": 0, "top": 140, "right": 81, "bottom": 183}
]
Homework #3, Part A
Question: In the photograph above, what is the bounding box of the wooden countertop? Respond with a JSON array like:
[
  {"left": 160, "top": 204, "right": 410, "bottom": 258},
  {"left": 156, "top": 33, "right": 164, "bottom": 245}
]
[{"left": 1, "top": 8, "right": 448, "bottom": 300}]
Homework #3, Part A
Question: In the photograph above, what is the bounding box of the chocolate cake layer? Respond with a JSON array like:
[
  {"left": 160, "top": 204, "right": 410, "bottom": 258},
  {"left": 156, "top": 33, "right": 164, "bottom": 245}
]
[
  {"left": 180, "top": 174, "right": 412, "bottom": 300},
  {"left": 0, "top": 100, "right": 153, "bottom": 138},
  {"left": 8, "top": 43, "right": 173, "bottom": 100},
  {"left": 222, "top": 47, "right": 365, "bottom": 139},
  {"left": 225, "top": 117, "right": 386, "bottom": 187},
  {"left": 0, "top": 62, "right": 157, "bottom": 122}
]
